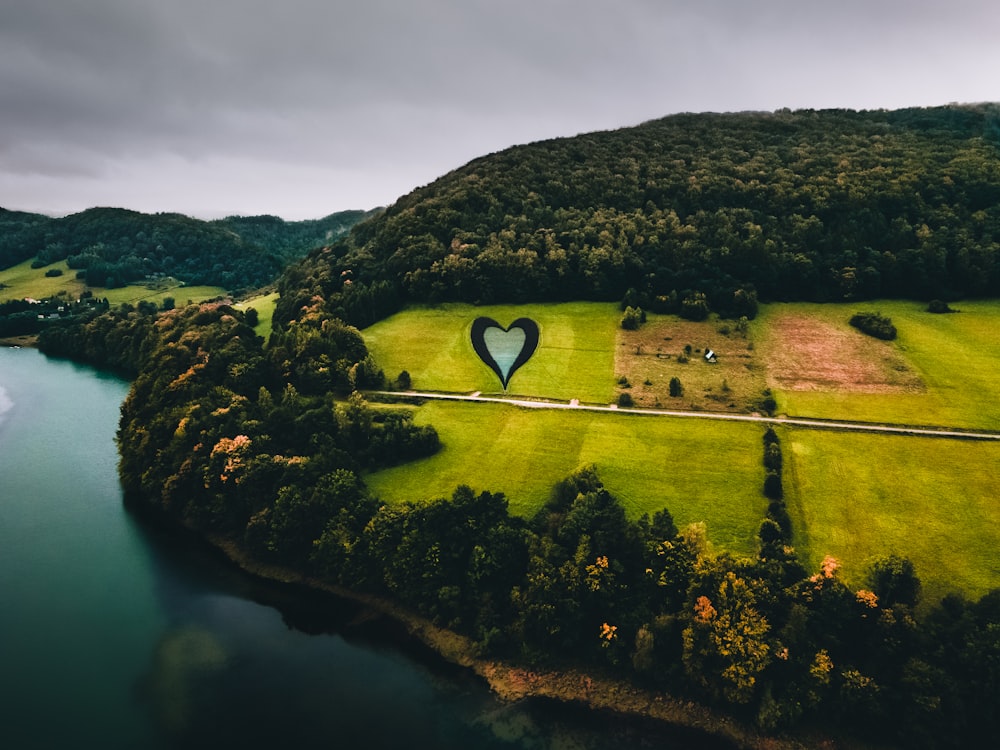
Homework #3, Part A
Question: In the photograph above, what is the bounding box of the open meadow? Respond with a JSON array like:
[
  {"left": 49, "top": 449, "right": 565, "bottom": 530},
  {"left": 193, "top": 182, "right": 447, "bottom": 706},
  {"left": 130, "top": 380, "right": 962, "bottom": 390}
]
[
  {"left": 363, "top": 302, "right": 620, "bottom": 403},
  {"left": 363, "top": 300, "right": 1000, "bottom": 600},
  {"left": 783, "top": 426, "right": 1000, "bottom": 603},
  {"left": 615, "top": 312, "right": 768, "bottom": 412},
  {"left": 366, "top": 400, "right": 768, "bottom": 557},
  {"left": 758, "top": 300, "right": 1000, "bottom": 430},
  {"left": 0, "top": 258, "right": 227, "bottom": 307},
  {"left": 235, "top": 291, "right": 279, "bottom": 338}
]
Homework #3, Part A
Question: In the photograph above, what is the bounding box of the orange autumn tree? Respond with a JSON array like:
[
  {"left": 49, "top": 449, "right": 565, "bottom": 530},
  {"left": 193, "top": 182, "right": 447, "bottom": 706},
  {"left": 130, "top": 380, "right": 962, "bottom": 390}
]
[{"left": 682, "top": 567, "right": 771, "bottom": 705}]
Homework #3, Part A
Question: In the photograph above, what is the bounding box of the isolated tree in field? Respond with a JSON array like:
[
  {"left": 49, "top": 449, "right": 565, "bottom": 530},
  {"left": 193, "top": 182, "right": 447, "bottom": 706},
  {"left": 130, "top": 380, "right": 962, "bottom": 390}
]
[
  {"left": 849, "top": 311, "right": 897, "bottom": 340},
  {"left": 620, "top": 305, "right": 644, "bottom": 330},
  {"left": 760, "top": 391, "right": 778, "bottom": 415},
  {"left": 669, "top": 377, "right": 683, "bottom": 397}
]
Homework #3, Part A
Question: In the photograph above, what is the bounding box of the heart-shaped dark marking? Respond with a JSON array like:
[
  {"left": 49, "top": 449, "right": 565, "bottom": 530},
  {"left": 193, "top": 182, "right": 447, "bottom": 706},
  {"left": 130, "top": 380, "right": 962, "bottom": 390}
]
[{"left": 471, "top": 317, "right": 540, "bottom": 390}]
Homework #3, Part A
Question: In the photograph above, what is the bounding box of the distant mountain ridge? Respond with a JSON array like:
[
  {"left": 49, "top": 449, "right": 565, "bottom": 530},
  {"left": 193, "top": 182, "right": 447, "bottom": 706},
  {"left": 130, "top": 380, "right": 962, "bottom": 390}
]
[
  {"left": 281, "top": 104, "right": 1000, "bottom": 328},
  {"left": 0, "top": 206, "right": 380, "bottom": 291}
]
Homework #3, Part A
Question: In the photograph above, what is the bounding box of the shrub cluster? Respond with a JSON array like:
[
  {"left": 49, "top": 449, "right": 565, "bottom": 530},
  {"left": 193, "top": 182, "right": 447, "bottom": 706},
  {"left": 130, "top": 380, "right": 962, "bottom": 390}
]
[
  {"left": 927, "top": 299, "right": 955, "bottom": 313},
  {"left": 619, "top": 305, "right": 645, "bottom": 330},
  {"left": 849, "top": 311, "right": 897, "bottom": 340}
]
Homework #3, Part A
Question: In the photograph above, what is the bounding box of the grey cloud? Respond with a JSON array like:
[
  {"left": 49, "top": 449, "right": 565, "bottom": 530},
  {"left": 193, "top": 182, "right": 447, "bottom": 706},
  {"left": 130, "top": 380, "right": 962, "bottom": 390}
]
[{"left": 1, "top": 0, "right": 998, "bottom": 218}]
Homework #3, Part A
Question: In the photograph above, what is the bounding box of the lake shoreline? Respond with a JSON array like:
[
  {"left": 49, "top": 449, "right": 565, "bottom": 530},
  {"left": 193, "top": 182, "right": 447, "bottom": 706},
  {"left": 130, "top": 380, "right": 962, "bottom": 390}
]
[
  {"left": 0, "top": 334, "right": 38, "bottom": 347},
  {"left": 123, "top": 495, "right": 830, "bottom": 750}
]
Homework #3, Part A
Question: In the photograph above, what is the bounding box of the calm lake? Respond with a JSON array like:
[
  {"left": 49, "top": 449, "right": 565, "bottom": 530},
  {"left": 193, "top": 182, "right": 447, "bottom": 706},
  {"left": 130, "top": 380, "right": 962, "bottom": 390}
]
[{"left": 0, "top": 347, "right": 707, "bottom": 749}]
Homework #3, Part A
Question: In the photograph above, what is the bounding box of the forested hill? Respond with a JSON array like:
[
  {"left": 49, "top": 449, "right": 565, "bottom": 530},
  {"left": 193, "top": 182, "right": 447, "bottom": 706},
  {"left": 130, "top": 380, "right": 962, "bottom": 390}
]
[
  {"left": 0, "top": 206, "right": 379, "bottom": 291},
  {"left": 278, "top": 105, "right": 1000, "bottom": 327}
]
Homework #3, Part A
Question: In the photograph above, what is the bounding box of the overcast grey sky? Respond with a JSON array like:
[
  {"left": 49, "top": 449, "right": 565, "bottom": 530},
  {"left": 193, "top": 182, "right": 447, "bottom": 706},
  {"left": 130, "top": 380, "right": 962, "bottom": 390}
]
[{"left": 1, "top": 0, "right": 997, "bottom": 220}]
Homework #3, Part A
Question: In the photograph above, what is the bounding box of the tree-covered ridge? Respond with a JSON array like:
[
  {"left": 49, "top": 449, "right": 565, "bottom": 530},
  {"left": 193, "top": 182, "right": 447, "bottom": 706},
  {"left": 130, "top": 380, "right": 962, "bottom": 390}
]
[
  {"left": 0, "top": 206, "right": 378, "bottom": 292},
  {"left": 213, "top": 209, "right": 379, "bottom": 262},
  {"left": 280, "top": 105, "right": 1000, "bottom": 328},
  {"left": 0, "top": 207, "right": 51, "bottom": 270}
]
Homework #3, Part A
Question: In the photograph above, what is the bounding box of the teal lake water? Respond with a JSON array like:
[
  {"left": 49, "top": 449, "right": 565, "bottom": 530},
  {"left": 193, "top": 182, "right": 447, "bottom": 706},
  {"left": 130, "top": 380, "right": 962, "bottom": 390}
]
[{"left": 0, "top": 347, "right": 708, "bottom": 749}]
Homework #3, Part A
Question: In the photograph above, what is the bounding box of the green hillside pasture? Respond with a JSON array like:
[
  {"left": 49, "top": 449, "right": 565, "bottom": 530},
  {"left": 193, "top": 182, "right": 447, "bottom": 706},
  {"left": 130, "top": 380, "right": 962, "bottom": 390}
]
[
  {"left": 759, "top": 300, "right": 1000, "bottom": 429},
  {"left": 366, "top": 401, "right": 767, "bottom": 557},
  {"left": 363, "top": 302, "right": 619, "bottom": 403},
  {"left": 235, "top": 291, "right": 279, "bottom": 337},
  {"left": 1, "top": 259, "right": 226, "bottom": 307},
  {"left": 0, "top": 260, "right": 84, "bottom": 301},
  {"left": 785, "top": 427, "right": 1000, "bottom": 602},
  {"left": 102, "top": 284, "right": 227, "bottom": 307}
]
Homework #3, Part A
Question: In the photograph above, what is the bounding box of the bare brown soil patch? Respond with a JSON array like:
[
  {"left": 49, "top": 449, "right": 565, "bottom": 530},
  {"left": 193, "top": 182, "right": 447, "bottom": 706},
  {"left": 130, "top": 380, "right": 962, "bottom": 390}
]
[
  {"left": 765, "top": 313, "right": 923, "bottom": 393},
  {"left": 615, "top": 316, "right": 768, "bottom": 412}
]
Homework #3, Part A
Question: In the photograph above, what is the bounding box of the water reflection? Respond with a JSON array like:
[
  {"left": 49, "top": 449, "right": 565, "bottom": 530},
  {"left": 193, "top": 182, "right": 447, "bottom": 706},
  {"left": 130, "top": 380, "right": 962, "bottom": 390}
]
[
  {"left": 2, "top": 348, "right": 713, "bottom": 750},
  {"left": 130, "top": 508, "right": 720, "bottom": 750},
  {"left": 130, "top": 511, "right": 523, "bottom": 749}
]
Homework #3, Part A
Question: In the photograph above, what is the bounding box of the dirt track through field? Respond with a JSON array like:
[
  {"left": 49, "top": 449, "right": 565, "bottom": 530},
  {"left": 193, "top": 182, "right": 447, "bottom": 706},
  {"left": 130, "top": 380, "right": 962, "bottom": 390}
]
[{"left": 372, "top": 390, "right": 1000, "bottom": 442}]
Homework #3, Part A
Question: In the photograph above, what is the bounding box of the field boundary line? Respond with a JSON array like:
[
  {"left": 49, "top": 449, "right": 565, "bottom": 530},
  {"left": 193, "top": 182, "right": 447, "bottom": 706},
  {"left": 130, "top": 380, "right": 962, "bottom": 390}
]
[{"left": 368, "top": 390, "right": 1000, "bottom": 441}]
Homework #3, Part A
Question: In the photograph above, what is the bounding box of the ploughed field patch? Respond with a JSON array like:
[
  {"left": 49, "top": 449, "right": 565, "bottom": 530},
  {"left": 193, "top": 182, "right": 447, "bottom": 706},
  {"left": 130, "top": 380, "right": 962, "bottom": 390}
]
[{"left": 764, "top": 312, "right": 923, "bottom": 394}]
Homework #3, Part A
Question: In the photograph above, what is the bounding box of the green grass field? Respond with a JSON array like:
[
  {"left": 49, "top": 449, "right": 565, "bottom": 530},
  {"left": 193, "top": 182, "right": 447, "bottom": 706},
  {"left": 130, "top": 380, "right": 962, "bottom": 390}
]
[
  {"left": 366, "top": 401, "right": 767, "bottom": 557},
  {"left": 364, "top": 302, "right": 620, "bottom": 403},
  {"left": 0, "top": 259, "right": 226, "bottom": 308},
  {"left": 362, "top": 301, "right": 1000, "bottom": 600},
  {"left": 783, "top": 426, "right": 1000, "bottom": 603},
  {"left": 235, "top": 291, "right": 279, "bottom": 338},
  {"left": 0, "top": 260, "right": 85, "bottom": 300},
  {"left": 759, "top": 300, "right": 1000, "bottom": 430}
]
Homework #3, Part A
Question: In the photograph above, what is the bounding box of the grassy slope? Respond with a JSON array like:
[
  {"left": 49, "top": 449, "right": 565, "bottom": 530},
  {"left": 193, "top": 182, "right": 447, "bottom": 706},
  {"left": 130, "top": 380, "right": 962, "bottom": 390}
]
[
  {"left": 0, "top": 259, "right": 226, "bottom": 307},
  {"left": 364, "top": 301, "right": 1000, "bottom": 599},
  {"left": 783, "top": 426, "right": 1000, "bottom": 602},
  {"left": 364, "top": 302, "right": 619, "bottom": 403},
  {"left": 366, "top": 401, "right": 766, "bottom": 557},
  {"left": 235, "top": 291, "right": 279, "bottom": 338},
  {"left": 760, "top": 300, "right": 1000, "bottom": 429},
  {"left": 0, "top": 260, "right": 84, "bottom": 300}
]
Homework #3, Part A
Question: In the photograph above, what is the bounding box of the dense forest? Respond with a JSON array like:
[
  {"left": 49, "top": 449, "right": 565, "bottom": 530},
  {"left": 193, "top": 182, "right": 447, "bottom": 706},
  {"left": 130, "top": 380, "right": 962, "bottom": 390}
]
[
  {"left": 33, "top": 105, "right": 1000, "bottom": 747},
  {"left": 275, "top": 105, "right": 1000, "bottom": 329},
  {"left": 0, "top": 206, "right": 378, "bottom": 292}
]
